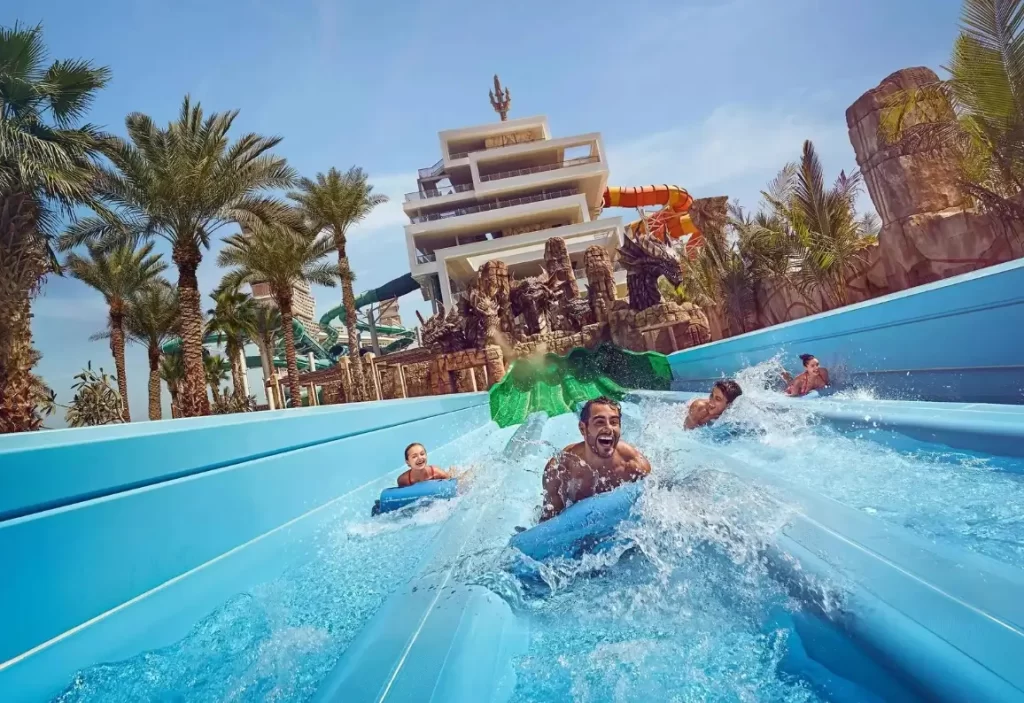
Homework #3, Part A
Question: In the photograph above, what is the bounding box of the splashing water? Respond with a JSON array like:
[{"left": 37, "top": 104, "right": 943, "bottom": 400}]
[
  {"left": 54, "top": 380, "right": 1014, "bottom": 701},
  {"left": 663, "top": 359, "right": 1024, "bottom": 568}
]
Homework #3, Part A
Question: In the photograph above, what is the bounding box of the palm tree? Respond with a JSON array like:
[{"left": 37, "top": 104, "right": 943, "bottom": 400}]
[
  {"left": 65, "top": 242, "right": 168, "bottom": 421},
  {"left": 289, "top": 167, "right": 388, "bottom": 401},
  {"left": 217, "top": 218, "right": 336, "bottom": 407},
  {"left": 123, "top": 282, "right": 178, "bottom": 420},
  {"left": 788, "top": 141, "right": 877, "bottom": 307},
  {"left": 159, "top": 352, "right": 184, "bottom": 418},
  {"left": 59, "top": 96, "right": 295, "bottom": 419},
  {"left": 204, "top": 353, "right": 230, "bottom": 405},
  {"left": 251, "top": 304, "right": 282, "bottom": 405},
  {"left": 206, "top": 285, "right": 258, "bottom": 400},
  {"left": 0, "top": 24, "right": 110, "bottom": 433}
]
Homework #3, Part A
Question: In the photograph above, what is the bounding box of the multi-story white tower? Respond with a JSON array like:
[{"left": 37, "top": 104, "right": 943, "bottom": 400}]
[{"left": 404, "top": 112, "right": 625, "bottom": 310}]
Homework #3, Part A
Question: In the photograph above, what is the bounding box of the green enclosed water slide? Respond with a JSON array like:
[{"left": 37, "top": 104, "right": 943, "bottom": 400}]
[{"left": 161, "top": 274, "right": 421, "bottom": 371}]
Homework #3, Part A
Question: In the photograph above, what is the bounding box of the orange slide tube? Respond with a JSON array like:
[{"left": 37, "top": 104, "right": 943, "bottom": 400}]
[{"left": 602, "top": 186, "right": 703, "bottom": 254}]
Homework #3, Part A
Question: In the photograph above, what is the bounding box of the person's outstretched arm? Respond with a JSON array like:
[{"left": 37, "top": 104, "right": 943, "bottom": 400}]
[
  {"left": 820, "top": 368, "right": 830, "bottom": 386},
  {"left": 429, "top": 466, "right": 453, "bottom": 480}
]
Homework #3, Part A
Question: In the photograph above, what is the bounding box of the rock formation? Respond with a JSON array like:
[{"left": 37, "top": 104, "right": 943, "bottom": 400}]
[
  {"left": 584, "top": 245, "right": 617, "bottom": 322},
  {"left": 846, "top": 67, "right": 1023, "bottom": 291},
  {"left": 543, "top": 236, "right": 580, "bottom": 301},
  {"left": 478, "top": 260, "right": 515, "bottom": 341}
]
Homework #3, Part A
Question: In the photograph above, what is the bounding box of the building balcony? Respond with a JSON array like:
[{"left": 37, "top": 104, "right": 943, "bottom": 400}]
[
  {"left": 405, "top": 183, "right": 474, "bottom": 202},
  {"left": 479, "top": 155, "right": 600, "bottom": 183},
  {"left": 408, "top": 188, "right": 579, "bottom": 225}
]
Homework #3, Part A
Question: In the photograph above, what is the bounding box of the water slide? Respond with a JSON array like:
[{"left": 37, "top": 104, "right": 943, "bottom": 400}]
[
  {"left": 161, "top": 273, "right": 420, "bottom": 374},
  {"left": 603, "top": 185, "right": 703, "bottom": 254},
  {"left": 3, "top": 260, "right": 1024, "bottom": 701}
]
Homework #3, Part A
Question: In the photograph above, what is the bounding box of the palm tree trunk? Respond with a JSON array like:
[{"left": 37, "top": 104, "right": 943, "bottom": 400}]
[
  {"left": 277, "top": 293, "right": 303, "bottom": 408},
  {"left": 147, "top": 346, "right": 162, "bottom": 421},
  {"left": 0, "top": 293, "right": 42, "bottom": 433},
  {"left": 109, "top": 308, "right": 131, "bottom": 422},
  {"left": 173, "top": 245, "right": 210, "bottom": 417},
  {"left": 335, "top": 231, "right": 366, "bottom": 401},
  {"left": 0, "top": 191, "right": 47, "bottom": 433},
  {"left": 227, "top": 337, "right": 245, "bottom": 399},
  {"left": 169, "top": 385, "right": 180, "bottom": 418},
  {"left": 209, "top": 381, "right": 222, "bottom": 406}
]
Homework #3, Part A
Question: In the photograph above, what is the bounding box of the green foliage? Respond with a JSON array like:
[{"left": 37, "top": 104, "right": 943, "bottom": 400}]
[
  {"left": 216, "top": 217, "right": 336, "bottom": 298},
  {"left": 64, "top": 361, "right": 124, "bottom": 427},
  {"left": 683, "top": 140, "right": 877, "bottom": 333},
  {"left": 0, "top": 22, "right": 110, "bottom": 246},
  {"left": 58, "top": 95, "right": 296, "bottom": 255},
  {"left": 65, "top": 241, "right": 167, "bottom": 316},
  {"left": 123, "top": 281, "right": 178, "bottom": 349},
  {"left": 211, "top": 393, "right": 257, "bottom": 414}
]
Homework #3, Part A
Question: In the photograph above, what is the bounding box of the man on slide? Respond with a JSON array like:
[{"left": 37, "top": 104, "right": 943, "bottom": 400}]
[{"left": 541, "top": 397, "right": 651, "bottom": 522}]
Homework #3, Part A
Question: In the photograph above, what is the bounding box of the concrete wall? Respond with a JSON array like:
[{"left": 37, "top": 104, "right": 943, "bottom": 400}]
[
  {"left": 0, "top": 394, "right": 491, "bottom": 702},
  {"left": 667, "top": 258, "right": 1024, "bottom": 404}
]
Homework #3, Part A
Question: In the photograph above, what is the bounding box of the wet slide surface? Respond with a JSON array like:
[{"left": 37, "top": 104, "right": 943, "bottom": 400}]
[{"left": 8, "top": 384, "right": 1024, "bottom": 702}]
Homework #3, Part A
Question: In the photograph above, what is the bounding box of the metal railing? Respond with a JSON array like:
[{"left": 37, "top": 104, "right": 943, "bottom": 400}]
[
  {"left": 479, "top": 155, "right": 599, "bottom": 183},
  {"left": 408, "top": 188, "right": 579, "bottom": 224},
  {"left": 417, "top": 159, "right": 445, "bottom": 179},
  {"left": 416, "top": 251, "right": 437, "bottom": 263},
  {"left": 404, "top": 182, "right": 474, "bottom": 202}
]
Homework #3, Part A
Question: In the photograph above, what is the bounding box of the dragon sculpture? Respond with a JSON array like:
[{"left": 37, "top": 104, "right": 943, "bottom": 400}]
[
  {"left": 617, "top": 230, "right": 685, "bottom": 311},
  {"left": 416, "top": 304, "right": 468, "bottom": 353},
  {"left": 510, "top": 273, "right": 556, "bottom": 336}
]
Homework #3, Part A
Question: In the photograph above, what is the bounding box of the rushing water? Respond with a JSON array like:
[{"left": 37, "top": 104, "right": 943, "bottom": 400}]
[
  {"left": 665, "top": 359, "right": 1024, "bottom": 569},
  {"left": 52, "top": 371, "right": 1024, "bottom": 701},
  {"left": 53, "top": 421, "right": 520, "bottom": 703}
]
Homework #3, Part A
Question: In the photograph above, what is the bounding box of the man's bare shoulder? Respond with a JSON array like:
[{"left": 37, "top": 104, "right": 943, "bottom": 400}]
[{"left": 546, "top": 443, "right": 585, "bottom": 469}]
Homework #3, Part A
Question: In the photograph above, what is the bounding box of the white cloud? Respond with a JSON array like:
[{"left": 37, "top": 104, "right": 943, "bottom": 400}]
[
  {"left": 347, "top": 172, "right": 417, "bottom": 236},
  {"left": 606, "top": 104, "right": 852, "bottom": 201}
]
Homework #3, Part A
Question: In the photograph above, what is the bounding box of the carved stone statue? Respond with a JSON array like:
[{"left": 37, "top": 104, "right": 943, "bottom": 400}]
[
  {"left": 583, "top": 245, "right": 616, "bottom": 321},
  {"left": 478, "top": 260, "right": 515, "bottom": 342},
  {"left": 459, "top": 278, "right": 501, "bottom": 348},
  {"left": 543, "top": 237, "right": 580, "bottom": 301},
  {"left": 416, "top": 305, "right": 467, "bottom": 353},
  {"left": 618, "top": 230, "right": 684, "bottom": 311},
  {"left": 511, "top": 274, "right": 556, "bottom": 335}
]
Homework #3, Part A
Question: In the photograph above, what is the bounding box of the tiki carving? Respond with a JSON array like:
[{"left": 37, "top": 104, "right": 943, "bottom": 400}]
[
  {"left": 584, "top": 245, "right": 616, "bottom": 321},
  {"left": 510, "top": 274, "right": 556, "bottom": 335}
]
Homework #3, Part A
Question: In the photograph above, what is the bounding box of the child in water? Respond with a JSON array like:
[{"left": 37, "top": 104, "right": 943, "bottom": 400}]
[
  {"left": 782, "top": 354, "right": 830, "bottom": 397},
  {"left": 397, "top": 443, "right": 454, "bottom": 487}
]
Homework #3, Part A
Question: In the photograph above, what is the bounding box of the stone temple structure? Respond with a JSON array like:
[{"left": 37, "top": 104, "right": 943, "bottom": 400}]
[{"left": 846, "top": 67, "right": 1024, "bottom": 291}]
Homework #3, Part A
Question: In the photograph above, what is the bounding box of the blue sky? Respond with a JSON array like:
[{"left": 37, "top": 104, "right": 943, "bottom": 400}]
[{"left": 5, "top": 0, "right": 962, "bottom": 425}]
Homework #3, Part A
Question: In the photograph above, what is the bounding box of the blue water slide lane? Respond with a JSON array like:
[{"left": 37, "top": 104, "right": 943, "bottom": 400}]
[
  {"left": 666, "top": 258, "right": 1024, "bottom": 404},
  {"left": 0, "top": 394, "right": 493, "bottom": 703},
  {"left": 0, "top": 393, "right": 487, "bottom": 522},
  {"left": 628, "top": 389, "right": 1024, "bottom": 460},
  {"left": 311, "top": 413, "right": 549, "bottom": 703}
]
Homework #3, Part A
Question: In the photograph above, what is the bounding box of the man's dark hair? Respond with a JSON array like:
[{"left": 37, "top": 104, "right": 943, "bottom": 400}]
[
  {"left": 580, "top": 396, "right": 621, "bottom": 423},
  {"left": 404, "top": 442, "right": 424, "bottom": 460},
  {"left": 800, "top": 354, "right": 816, "bottom": 367},
  {"left": 713, "top": 380, "right": 743, "bottom": 404}
]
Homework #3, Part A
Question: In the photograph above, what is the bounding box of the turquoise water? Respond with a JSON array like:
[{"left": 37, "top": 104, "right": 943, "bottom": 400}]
[{"left": 51, "top": 378, "right": 1024, "bottom": 701}]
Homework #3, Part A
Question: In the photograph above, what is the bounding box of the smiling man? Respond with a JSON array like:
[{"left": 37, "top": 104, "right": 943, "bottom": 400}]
[{"left": 540, "top": 397, "right": 652, "bottom": 522}]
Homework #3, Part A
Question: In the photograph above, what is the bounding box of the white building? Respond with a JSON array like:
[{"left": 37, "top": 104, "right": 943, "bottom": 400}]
[{"left": 404, "top": 115, "right": 626, "bottom": 310}]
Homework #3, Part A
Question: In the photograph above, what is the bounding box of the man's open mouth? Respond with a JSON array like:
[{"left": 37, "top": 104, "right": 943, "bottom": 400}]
[{"left": 596, "top": 435, "right": 615, "bottom": 449}]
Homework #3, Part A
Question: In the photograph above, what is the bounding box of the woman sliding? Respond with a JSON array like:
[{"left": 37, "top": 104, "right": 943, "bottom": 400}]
[{"left": 782, "top": 354, "right": 830, "bottom": 397}]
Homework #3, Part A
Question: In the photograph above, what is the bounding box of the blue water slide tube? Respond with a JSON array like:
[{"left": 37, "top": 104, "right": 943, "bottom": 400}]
[
  {"left": 376, "top": 479, "right": 458, "bottom": 514},
  {"left": 667, "top": 258, "right": 1024, "bottom": 404}
]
